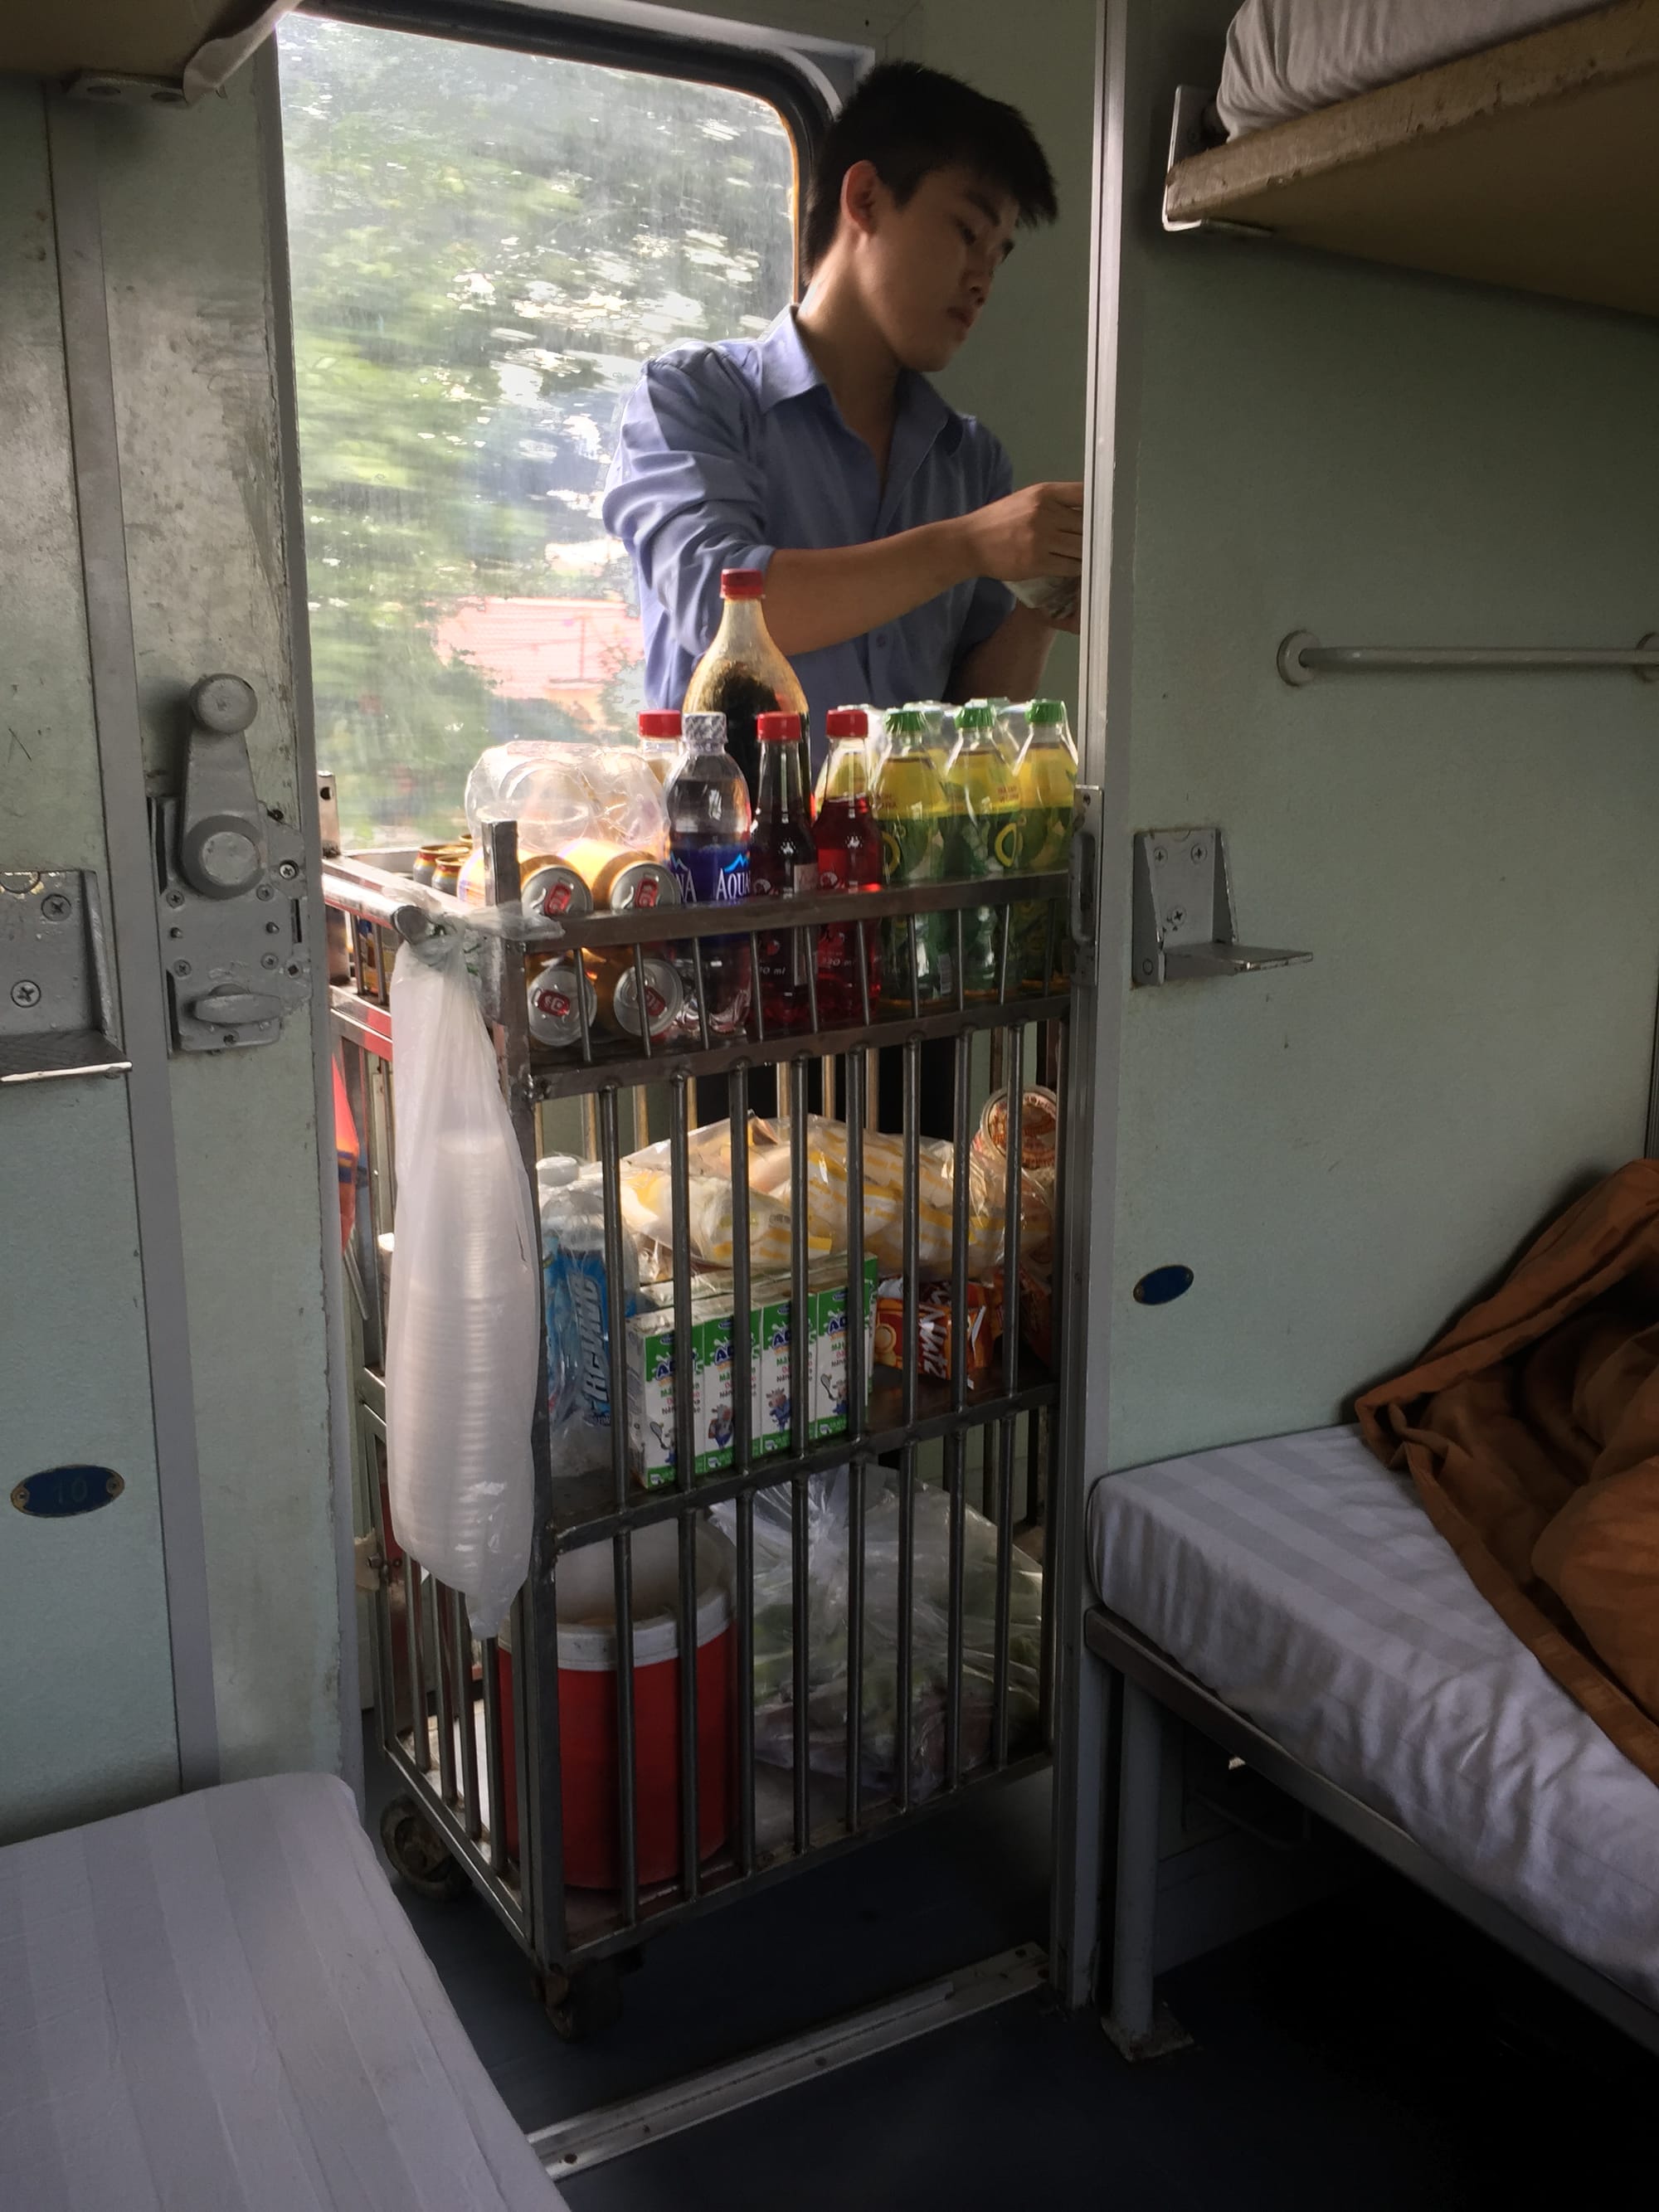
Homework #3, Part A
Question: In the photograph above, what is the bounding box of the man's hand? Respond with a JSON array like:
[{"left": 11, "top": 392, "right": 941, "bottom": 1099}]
[{"left": 960, "top": 482, "right": 1086, "bottom": 584}]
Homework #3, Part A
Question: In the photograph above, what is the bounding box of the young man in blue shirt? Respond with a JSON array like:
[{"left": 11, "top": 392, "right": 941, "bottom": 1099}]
[{"left": 602, "top": 61, "right": 1083, "bottom": 751}]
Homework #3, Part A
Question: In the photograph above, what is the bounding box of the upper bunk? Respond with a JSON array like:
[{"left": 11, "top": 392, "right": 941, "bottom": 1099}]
[{"left": 1162, "top": 0, "right": 1659, "bottom": 322}]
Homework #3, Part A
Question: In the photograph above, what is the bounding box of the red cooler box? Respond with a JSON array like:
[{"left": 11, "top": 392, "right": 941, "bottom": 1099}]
[{"left": 498, "top": 1519, "right": 734, "bottom": 1889}]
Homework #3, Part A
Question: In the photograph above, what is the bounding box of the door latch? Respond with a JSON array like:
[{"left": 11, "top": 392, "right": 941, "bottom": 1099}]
[{"left": 152, "top": 675, "right": 311, "bottom": 1052}]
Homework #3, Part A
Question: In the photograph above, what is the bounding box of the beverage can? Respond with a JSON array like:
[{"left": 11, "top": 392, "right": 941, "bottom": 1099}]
[
  {"left": 558, "top": 837, "right": 679, "bottom": 913},
  {"left": 430, "top": 842, "right": 471, "bottom": 897},
  {"left": 526, "top": 956, "right": 597, "bottom": 1049},
  {"left": 587, "top": 950, "right": 684, "bottom": 1040},
  {"left": 520, "top": 859, "right": 593, "bottom": 920}
]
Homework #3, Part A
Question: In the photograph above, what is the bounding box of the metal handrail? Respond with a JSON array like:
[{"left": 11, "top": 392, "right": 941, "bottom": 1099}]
[{"left": 1279, "top": 628, "right": 1659, "bottom": 686}]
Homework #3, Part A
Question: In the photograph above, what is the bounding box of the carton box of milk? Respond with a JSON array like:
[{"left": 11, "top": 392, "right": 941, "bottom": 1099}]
[{"left": 628, "top": 1259, "right": 878, "bottom": 1489}]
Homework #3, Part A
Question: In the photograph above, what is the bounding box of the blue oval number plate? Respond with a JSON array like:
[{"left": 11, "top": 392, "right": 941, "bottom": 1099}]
[
  {"left": 1134, "top": 1266, "right": 1194, "bottom": 1307},
  {"left": 10, "top": 1466, "right": 124, "bottom": 1518}
]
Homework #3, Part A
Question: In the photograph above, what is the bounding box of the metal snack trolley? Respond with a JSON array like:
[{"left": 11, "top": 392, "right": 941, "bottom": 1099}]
[{"left": 326, "top": 820, "right": 1073, "bottom": 2039}]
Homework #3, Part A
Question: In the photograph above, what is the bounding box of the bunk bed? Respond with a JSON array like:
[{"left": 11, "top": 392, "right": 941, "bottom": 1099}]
[
  {"left": 1086, "top": 1430, "right": 1659, "bottom": 2058},
  {"left": 1162, "top": 0, "right": 1659, "bottom": 321},
  {"left": 0, "top": 1773, "right": 565, "bottom": 2211},
  {"left": 1074, "top": 0, "right": 1659, "bottom": 2067}
]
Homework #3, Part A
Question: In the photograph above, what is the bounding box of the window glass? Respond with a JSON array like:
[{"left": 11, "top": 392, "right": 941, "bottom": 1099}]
[{"left": 279, "top": 17, "right": 800, "bottom": 849}]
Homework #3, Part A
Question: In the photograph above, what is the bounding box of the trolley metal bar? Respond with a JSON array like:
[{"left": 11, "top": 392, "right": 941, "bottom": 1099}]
[
  {"left": 1001, "top": 1032, "right": 1025, "bottom": 1400},
  {"left": 668, "top": 1076, "right": 700, "bottom": 1904},
  {"left": 992, "top": 1415, "right": 1016, "bottom": 1769},
  {"left": 534, "top": 1371, "right": 1059, "bottom": 1552},
  {"left": 1039, "top": 1023, "right": 1069, "bottom": 1740},
  {"left": 480, "top": 1634, "right": 507, "bottom": 1875},
  {"left": 677, "top": 1514, "right": 701, "bottom": 1903},
  {"left": 791, "top": 1471, "right": 810, "bottom": 1855},
  {"left": 1277, "top": 629, "right": 1659, "bottom": 686},
  {"left": 365, "top": 1438, "right": 397, "bottom": 1758},
  {"left": 901, "top": 1040, "right": 921, "bottom": 1431},
  {"left": 431, "top": 1582, "right": 457, "bottom": 1807},
  {"left": 453, "top": 1598, "right": 481, "bottom": 1840},
  {"left": 599, "top": 1090, "right": 630, "bottom": 1516},
  {"left": 735, "top": 1491, "right": 757, "bottom": 1876},
  {"left": 730, "top": 1062, "right": 753, "bottom": 1481},
  {"left": 788, "top": 1060, "right": 810, "bottom": 1466},
  {"left": 945, "top": 1434, "right": 966, "bottom": 1792},
  {"left": 844, "top": 1453, "right": 866, "bottom": 1835},
  {"left": 613, "top": 1528, "right": 640, "bottom": 1928},
  {"left": 405, "top": 1554, "right": 429, "bottom": 1773},
  {"left": 377, "top": 1731, "right": 528, "bottom": 1944},
  {"left": 324, "top": 861, "right": 1069, "bottom": 951},
  {"left": 896, "top": 1446, "right": 916, "bottom": 1817},
  {"left": 484, "top": 815, "right": 567, "bottom": 1966},
  {"left": 530, "top": 989, "right": 1069, "bottom": 1100},
  {"left": 944, "top": 1029, "right": 972, "bottom": 1793},
  {"left": 948, "top": 1032, "right": 971, "bottom": 1419},
  {"left": 844, "top": 1050, "right": 866, "bottom": 1450}
]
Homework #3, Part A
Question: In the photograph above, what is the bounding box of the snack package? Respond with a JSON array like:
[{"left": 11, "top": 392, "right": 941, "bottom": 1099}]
[{"left": 871, "top": 1277, "right": 1000, "bottom": 1382}]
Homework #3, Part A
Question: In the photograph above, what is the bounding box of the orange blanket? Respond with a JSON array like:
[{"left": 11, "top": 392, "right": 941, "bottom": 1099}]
[{"left": 1356, "top": 1160, "right": 1659, "bottom": 1787}]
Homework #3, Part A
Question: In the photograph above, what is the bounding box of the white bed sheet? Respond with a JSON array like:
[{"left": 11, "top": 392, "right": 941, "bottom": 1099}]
[
  {"left": 1216, "top": 2, "right": 1606, "bottom": 137},
  {"left": 0, "top": 1772, "right": 563, "bottom": 2212},
  {"left": 1088, "top": 1425, "right": 1659, "bottom": 2008}
]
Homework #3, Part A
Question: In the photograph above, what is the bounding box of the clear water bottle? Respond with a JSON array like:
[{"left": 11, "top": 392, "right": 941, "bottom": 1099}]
[{"left": 664, "top": 710, "right": 752, "bottom": 1036}]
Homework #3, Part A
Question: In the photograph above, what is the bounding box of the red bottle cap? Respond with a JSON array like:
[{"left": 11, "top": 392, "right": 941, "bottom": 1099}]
[
  {"left": 756, "top": 711, "right": 802, "bottom": 741},
  {"left": 637, "top": 710, "right": 681, "bottom": 737},
  {"left": 720, "top": 567, "right": 766, "bottom": 599},
  {"left": 825, "top": 707, "right": 868, "bottom": 737}
]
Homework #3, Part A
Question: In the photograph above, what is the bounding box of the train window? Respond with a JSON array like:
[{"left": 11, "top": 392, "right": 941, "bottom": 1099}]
[{"left": 278, "top": 12, "right": 807, "bottom": 849}]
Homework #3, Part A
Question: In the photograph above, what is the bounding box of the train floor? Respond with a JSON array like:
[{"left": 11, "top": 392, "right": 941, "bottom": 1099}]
[{"left": 363, "top": 1725, "right": 1652, "bottom": 2210}]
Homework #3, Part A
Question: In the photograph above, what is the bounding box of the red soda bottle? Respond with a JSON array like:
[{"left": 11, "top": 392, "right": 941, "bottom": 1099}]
[
  {"left": 747, "top": 711, "right": 819, "bottom": 1033},
  {"left": 814, "top": 708, "right": 883, "bottom": 1026}
]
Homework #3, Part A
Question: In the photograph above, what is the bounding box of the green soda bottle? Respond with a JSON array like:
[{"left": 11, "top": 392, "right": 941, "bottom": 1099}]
[
  {"left": 942, "top": 703, "right": 1024, "bottom": 1000},
  {"left": 1014, "top": 698, "right": 1078, "bottom": 993},
  {"left": 872, "top": 707, "right": 951, "bottom": 1004}
]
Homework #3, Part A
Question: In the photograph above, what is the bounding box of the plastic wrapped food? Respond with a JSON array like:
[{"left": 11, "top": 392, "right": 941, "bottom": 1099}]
[
  {"left": 617, "top": 1121, "right": 821, "bottom": 1274},
  {"left": 748, "top": 1113, "right": 1046, "bottom": 1276},
  {"left": 723, "top": 1473, "right": 1044, "bottom": 1803}
]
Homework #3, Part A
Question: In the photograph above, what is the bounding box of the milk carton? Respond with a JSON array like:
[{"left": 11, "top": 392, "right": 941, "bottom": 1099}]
[{"left": 627, "top": 1259, "right": 878, "bottom": 1488}]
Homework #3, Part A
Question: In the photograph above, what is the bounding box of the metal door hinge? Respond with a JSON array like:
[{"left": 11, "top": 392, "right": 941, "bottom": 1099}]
[
  {"left": 1131, "top": 829, "right": 1311, "bottom": 986},
  {"left": 151, "top": 675, "right": 312, "bottom": 1053},
  {"left": 1068, "top": 785, "right": 1103, "bottom": 985}
]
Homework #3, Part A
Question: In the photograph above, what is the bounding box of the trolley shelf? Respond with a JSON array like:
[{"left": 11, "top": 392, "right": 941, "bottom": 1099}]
[{"left": 357, "top": 1355, "right": 1059, "bottom": 1553}]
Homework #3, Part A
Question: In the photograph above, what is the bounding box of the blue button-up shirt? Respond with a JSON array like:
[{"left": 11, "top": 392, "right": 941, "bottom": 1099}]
[{"left": 601, "top": 309, "right": 1014, "bottom": 751}]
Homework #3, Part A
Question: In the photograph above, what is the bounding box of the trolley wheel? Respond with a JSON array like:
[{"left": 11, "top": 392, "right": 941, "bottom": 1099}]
[
  {"left": 379, "top": 1795, "right": 470, "bottom": 1903},
  {"left": 541, "top": 1960, "right": 625, "bottom": 2043}
]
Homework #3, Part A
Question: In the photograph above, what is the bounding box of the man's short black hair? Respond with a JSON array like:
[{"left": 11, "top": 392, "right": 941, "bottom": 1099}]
[{"left": 801, "top": 61, "right": 1058, "bottom": 276}]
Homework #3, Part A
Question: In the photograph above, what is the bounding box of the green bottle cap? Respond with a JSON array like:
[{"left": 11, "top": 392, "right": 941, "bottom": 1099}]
[
  {"left": 884, "top": 707, "right": 926, "bottom": 736},
  {"left": 1028, "top": 698, "right": 1067, "bottom": 725},
  {"left": 957, "top": 703, "right": 997, "bottom": 732}
]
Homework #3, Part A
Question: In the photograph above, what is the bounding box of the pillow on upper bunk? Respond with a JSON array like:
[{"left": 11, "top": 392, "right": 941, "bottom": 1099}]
[{"left": 1215, "top": 0, "right": 1608, "bottom": 138}]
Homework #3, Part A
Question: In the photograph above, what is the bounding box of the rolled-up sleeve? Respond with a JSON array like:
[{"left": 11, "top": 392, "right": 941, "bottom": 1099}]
[
  {"left": 955, "top": 434, "right": 1016, "bottom": 656},
  {"left": 602, "top": 352, "right": 774, "bottom": 661}
]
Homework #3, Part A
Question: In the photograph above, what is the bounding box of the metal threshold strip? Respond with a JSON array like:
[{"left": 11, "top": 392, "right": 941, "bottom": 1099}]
[{"left": 528, "top": 1945, "right": 1047, "bottom": 2176}]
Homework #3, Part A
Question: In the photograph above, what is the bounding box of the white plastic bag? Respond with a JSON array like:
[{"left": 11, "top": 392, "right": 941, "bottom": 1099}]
[{"left": 386, "top": 931, "right": 540, "bottom": 1639}]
